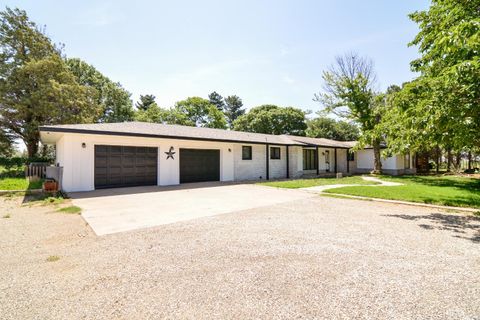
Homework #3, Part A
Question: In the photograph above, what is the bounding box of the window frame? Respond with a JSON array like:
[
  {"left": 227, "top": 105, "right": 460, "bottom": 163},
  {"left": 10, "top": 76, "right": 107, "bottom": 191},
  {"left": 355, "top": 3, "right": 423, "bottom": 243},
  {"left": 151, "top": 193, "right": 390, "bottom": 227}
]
[
  {"left": 242, "top": 146, "right": 252, "bottom": 160},
  {"left": 270, "top": 147, "right": 281, "bottom": 160}
]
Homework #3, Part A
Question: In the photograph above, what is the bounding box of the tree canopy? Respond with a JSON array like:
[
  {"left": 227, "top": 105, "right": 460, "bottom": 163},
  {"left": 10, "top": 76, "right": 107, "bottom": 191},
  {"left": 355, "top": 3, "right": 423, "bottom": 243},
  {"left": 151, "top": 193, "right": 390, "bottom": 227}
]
[
  {"left": 173, "top": 97, "right": 227, "bottom": 129},
  {"left": 135, "top": 94, "right": 156, "bottom": 111},
  {"left": 382, "top": 0, "right": 480, "bottom": 155},
  {"left": 306, "top": 117, "right": 359, "bottom": 141},
  {"left": 233, "top": 104, "right": 307, "bottom": 135},
  {"left": 66, "top": 58, "right": 134, "bottom": 123},
  {"left": 224, "top": 95, "right": 245, "bottom": 128},
  {"left": 314, "top": 52, "right": 383, "bottom": 172},
  {"left": 0, "top": 8, "right": 101, "bottom": 156},
  {"left": 208, "top": 91, "right": 225, "bottom": 111},
  {"left": 134, "top": 102, "right": 166, "bottom": 123}
]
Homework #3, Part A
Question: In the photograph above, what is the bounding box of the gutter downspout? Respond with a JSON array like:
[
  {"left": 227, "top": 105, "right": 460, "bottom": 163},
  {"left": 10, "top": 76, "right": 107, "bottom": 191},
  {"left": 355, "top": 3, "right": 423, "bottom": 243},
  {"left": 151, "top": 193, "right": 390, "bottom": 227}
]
[{"left": 334, "top": 148, "right": 338, "bottom": 173}]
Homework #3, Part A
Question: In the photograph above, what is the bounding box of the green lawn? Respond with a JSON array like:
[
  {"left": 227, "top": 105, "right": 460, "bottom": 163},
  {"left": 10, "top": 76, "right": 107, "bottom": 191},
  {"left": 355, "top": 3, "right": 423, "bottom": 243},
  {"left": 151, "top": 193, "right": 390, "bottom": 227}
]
[
  {"left": 258, "top": 175, "right": 378, "bottom": 189},
  {"left": 0, "top": 177, "right": 43, "bottom": 190},
  {"left": 325, "top": 175, "right": 480, "bottom": 209}
]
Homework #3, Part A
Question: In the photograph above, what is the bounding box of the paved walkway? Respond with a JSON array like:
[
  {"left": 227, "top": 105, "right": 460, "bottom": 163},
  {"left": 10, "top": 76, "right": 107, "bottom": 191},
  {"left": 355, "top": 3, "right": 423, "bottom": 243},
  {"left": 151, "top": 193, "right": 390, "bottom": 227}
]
[{"left": 300, "top": 176, "right": 402, "bottom": 193}]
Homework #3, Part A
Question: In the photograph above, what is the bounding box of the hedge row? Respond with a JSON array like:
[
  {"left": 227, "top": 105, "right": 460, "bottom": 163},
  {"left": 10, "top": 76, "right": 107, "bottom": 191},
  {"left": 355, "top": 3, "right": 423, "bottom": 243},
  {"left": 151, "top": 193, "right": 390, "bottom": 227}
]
[{"left": 0, "top": 156, "right": 53, "bottom": 169}]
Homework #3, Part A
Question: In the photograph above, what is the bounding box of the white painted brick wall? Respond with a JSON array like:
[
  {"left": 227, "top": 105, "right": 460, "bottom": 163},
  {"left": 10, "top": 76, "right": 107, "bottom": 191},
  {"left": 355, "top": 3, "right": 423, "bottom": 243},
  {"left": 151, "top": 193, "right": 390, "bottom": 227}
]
[
  {"left": 269, "top": 145, "right": 287, "bottom": 179},
  {"left": 233, "top": 144, "right": 267, "bottom": 181},
  {"left": 336, "top": 149, "right": 348, "bottom": 173},
  {"left": 288, "top": 146, "right": 304, "bottom": 178}
]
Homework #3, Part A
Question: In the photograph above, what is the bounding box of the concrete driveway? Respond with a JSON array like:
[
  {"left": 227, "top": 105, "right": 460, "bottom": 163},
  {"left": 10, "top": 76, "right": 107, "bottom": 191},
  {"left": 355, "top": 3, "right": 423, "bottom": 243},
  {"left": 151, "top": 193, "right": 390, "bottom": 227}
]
[{"left": 71, "top": 182, "right": 314, "bottom": 235}]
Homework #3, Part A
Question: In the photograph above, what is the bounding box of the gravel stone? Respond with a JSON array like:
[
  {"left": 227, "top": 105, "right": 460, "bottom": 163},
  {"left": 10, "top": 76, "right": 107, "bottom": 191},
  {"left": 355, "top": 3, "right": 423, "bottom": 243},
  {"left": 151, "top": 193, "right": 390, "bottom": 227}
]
[{"left": 0, "top": 194, "right": 479, "bottom": 319}]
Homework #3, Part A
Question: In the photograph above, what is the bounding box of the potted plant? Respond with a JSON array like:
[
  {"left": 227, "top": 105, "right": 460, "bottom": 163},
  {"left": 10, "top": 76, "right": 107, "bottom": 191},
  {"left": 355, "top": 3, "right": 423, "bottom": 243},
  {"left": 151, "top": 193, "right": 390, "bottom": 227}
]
[{"left": 43, "top": 179, "right": 58, "bottom": 192}]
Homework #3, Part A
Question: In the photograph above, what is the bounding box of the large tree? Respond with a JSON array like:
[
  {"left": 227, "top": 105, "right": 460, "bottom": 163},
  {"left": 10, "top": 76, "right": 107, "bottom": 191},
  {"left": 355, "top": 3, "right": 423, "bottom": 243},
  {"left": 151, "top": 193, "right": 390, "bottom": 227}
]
[
  {"left": 135, "top": 94, "right": 156, "bottom": 111},
  {"left": 233, "top": 104, "right": 307, "bottom": 135},
  {"left": 208, "top": 91, "right": 225, "bottom": 111},
  {"left": 0, "top": 8, "right": 99, "bottom": 156},
  {"left": 134, "top": 102, "right": 166, "bottom": 123},
  {"left": 382, "top": 0, "right": 480, "bottom": 155},
  {"left": 306, "top": 116, "right": 359, "bottom": 141},
  {"left": 66, "top": 58, "right": 134, "bottom": 122},
  {"left": 172, "top": 97, "right": 227, "bottom": 128},
  {"left": 0, "top": 127, "right": 14, "bottom": 156},
  {"left": 224, "top": 95, "right": 245, "bottom": 128},
  {"left": 314, "top": 52, "right": 383, "bottom": 173}
]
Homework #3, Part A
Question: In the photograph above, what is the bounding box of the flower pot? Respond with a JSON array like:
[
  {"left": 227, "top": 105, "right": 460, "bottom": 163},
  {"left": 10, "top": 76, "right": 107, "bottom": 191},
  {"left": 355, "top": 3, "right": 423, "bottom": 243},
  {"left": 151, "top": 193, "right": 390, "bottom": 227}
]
[{"left": 43, "top": 180, "right": 58, "bottom": 192}]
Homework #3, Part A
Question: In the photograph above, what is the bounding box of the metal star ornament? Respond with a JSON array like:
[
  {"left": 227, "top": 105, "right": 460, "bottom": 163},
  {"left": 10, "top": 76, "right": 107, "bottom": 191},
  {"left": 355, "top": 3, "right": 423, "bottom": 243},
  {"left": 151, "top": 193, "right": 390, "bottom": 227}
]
[{"left": 165, "top": 146, "right": 175, "bottom": 160}]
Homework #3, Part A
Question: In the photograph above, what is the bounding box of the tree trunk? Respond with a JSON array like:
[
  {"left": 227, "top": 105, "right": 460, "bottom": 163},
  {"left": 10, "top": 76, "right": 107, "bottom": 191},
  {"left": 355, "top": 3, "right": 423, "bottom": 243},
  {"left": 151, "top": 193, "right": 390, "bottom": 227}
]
[
  {"left": 26, "top": 138, "right": 39, "bottom": 158},
  {"left": 446, "top": 148, "right": 452, "bottom": 172},
  {"left": 435, "top": 146, "right": 440, "bottom": 174},
  {"left": 455, "top": 152, "right": 461, "bottom": 170},
  {"left": 372, "top": 139, "right": 382, "bottom": 174},
  {"left": 468, "top": 152, "right": 472, "bottom": 170}
]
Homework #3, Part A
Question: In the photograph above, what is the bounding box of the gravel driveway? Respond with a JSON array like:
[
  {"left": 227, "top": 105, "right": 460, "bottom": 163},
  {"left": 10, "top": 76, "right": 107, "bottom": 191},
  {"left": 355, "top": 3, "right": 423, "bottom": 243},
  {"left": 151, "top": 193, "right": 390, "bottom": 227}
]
[{"left": 1, "top": 192, "right": 479, "bottom": 319}]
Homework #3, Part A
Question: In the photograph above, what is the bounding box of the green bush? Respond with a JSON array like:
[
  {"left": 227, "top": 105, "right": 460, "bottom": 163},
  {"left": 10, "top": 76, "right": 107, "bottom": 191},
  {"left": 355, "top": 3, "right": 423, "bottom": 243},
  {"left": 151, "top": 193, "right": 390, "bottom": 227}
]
[
  {"left": 0, "top": 156, "right": 53, "bottom": 178},
  {"left": 0, "top": 156, "right": 53, "bottom": 169}
]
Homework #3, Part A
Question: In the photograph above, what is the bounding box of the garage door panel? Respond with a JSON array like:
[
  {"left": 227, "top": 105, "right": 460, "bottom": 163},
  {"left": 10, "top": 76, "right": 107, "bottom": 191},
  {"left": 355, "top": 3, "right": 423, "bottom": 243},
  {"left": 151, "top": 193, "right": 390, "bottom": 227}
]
[
  {"left": 180, "top": 149, "right": 220, "bottom": 183},
  {"left": 95, "top": 145, "right": 158, "bottom": 189}
]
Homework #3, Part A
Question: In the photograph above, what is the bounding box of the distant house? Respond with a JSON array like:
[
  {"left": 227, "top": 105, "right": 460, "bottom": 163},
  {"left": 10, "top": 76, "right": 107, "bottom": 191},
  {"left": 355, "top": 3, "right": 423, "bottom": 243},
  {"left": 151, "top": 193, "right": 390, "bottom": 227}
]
[{"left": 39, "top": 122, "right": 416, "bottom": 192}]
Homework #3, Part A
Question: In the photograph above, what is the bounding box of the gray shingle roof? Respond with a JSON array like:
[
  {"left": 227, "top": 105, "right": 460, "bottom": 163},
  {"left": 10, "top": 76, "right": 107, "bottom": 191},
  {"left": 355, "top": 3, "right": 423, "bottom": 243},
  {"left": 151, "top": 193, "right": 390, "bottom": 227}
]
[
  {"left": 39, "top": 121, "right": 355, "bottom": 148},
  {"left": 285, "top": 135, "right": 357, "bottom": 148}
]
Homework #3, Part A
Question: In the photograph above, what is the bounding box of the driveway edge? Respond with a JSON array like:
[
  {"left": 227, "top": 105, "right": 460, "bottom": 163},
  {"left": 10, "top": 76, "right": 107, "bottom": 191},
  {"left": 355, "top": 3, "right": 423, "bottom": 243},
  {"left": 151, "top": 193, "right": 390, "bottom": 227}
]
[{"left": 322, "top": 193, "right": 479, "bottom": 213}]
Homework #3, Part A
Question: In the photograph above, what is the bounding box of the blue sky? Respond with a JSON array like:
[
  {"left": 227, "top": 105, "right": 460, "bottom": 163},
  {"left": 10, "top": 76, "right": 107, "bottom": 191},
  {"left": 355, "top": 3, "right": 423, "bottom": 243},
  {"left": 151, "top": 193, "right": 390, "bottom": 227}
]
[{"left": 4, "top": 0, "right": 430, "bottom": 113}]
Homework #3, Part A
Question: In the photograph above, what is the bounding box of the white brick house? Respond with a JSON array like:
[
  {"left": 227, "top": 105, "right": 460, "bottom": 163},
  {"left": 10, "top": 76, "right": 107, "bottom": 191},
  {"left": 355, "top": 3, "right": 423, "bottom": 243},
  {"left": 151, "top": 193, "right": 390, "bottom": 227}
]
[{"left": 39, "top": 122, "right": 416, "bottom": 192}]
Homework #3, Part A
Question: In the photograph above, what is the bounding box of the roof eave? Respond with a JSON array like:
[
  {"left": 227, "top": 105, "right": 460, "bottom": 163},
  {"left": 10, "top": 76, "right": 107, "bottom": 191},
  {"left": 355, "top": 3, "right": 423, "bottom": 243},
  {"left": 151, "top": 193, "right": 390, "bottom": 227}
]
[{"left": 38, "top": 126, "right": 307, "bottom": 147}]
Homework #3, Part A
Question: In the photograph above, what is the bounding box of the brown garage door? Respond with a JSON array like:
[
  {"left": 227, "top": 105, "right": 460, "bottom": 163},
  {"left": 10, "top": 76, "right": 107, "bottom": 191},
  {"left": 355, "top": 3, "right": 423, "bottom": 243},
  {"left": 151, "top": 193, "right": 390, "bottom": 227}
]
[
  {"left": 95, "top": 145, "right": 157, "bottom": 189},
  {"left": 180, "top": 149, "right": 220, "bottom": 183}
]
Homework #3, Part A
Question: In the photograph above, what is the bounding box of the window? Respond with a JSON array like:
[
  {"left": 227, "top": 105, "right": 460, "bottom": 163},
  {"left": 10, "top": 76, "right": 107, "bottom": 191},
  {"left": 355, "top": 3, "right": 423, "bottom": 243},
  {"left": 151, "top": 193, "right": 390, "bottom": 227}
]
[
  {"left": 270, "top": 147, "right": 281, "bottom": 159},
  {"left": 242, "top": 146, "right": 252, "bottom": 160},
  {"left": 347, "top": 151, "right": 355, "bottom": 161},
  {"left": 303, "top": 149, "right": 317, "bottom": 170}
]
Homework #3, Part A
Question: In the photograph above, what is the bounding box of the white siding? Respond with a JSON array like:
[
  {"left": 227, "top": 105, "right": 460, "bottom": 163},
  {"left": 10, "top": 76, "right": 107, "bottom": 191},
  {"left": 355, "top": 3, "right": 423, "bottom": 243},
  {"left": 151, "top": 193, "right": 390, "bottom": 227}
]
[
  {"left": 356, "top": 149, "right": 405, "bottom": 170},
  {"left": 53, "top": 131, "right": 413, "bottom": 192},
  {"left": 56, "top": 133, "right": 235, "bottom": 192}
]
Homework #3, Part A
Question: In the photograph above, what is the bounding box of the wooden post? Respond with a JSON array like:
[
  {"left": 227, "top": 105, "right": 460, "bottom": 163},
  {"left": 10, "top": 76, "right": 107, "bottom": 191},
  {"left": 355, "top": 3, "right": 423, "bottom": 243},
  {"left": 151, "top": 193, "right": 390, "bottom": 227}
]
[
  {"left": 334, "top": 148, "right": 337, "bottom": 173},
  {"left": 266, "top": 144, "right": 270, "bottom": 180},
  {"left": 286, "top": 145, "right": 289, "bottom": 178},
  {"left": 316, "top": 146, "right": 319, "bottom": 175},
  {"left": 347, "top": 149, "right": 350, "bottom": 173}
]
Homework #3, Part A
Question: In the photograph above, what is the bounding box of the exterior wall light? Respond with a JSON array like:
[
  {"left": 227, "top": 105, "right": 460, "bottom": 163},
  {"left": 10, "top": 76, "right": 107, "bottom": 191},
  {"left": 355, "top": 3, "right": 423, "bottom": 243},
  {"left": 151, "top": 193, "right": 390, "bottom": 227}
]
[{"left": 82, "top": 143, "right": 86, "bottom": 148}]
